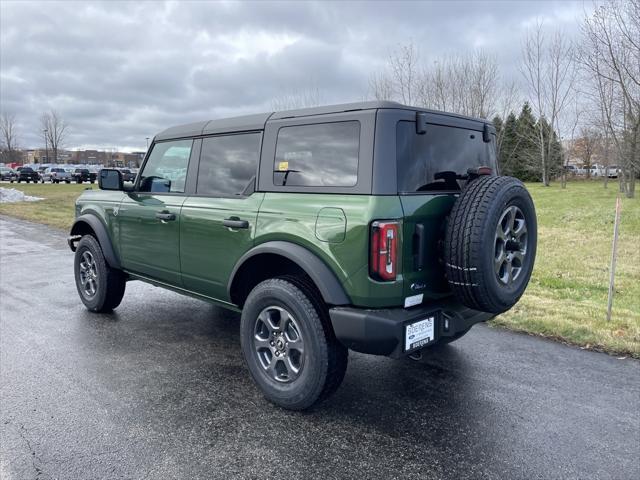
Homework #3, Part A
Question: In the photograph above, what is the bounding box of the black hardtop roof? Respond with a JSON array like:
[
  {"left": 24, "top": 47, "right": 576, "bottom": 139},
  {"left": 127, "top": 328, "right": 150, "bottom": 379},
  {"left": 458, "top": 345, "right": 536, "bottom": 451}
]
[{"left": 154, "top": 101, "right": 489, "bottom": 141}]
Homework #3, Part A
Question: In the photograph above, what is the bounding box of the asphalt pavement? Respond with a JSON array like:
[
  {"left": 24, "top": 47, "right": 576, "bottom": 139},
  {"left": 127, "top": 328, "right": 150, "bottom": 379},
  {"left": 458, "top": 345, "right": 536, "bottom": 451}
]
[{"left": 1, "top": 215, "right": 639, "bottom": 480}]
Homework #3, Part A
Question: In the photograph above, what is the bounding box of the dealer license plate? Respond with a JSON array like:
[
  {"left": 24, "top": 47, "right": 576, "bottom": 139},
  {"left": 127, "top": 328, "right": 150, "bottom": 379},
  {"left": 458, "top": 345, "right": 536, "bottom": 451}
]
[{"left": 405, "top": 316, "right": 435, "bottom": 351}]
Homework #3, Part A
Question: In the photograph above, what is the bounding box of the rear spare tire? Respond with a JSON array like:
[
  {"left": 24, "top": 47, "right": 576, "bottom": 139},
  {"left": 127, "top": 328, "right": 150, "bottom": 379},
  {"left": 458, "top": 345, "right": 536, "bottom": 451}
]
[{"left": 444, "top": 176, "right": 536, "bottom": 314}]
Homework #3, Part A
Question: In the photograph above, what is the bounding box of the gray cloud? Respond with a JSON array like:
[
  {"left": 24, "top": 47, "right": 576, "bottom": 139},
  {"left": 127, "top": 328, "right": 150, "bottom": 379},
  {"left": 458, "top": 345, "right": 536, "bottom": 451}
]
[{"left": 0, "top": 0, "right": 586, "bottom": 151}]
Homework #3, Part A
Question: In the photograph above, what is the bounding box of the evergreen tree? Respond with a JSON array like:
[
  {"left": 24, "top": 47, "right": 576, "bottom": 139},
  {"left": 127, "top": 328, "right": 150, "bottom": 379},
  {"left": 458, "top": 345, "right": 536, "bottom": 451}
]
[
  {"left": 496, "top": 113, "right": 519, "bottom": 177},
  {"left": 514, "top": 102, "right": 540, "bottom": 181},
  {"left": 493, "top": 102, "right": 564, "bottom": 183}
]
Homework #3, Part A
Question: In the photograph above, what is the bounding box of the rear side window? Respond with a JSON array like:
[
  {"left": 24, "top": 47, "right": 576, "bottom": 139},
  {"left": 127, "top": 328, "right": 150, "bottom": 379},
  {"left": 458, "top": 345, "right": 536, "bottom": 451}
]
[
  {"left": 396, "top": 121, "right": 497, "bottom": 193},
  {"left": 197, "top": 133, "right": 261, "bottom": 196},
  {"left": 273, "top": 121, "right": 360, "bottom": 187}
]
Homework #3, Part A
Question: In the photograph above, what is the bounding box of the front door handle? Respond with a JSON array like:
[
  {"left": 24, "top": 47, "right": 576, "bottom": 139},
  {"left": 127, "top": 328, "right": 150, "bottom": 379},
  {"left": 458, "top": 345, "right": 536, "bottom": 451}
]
[
  {"left": 223, "top": 217, "right": 249, "bottom": 229},
  {"left": 156, "top": 211, "right": 176, "bottom": 222}
]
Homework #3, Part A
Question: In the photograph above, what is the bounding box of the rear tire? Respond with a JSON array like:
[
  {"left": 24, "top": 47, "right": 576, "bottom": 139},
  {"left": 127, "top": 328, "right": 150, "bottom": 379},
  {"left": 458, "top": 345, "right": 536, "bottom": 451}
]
[
  {"left": 74, "top": 235, "right": 126, "bottom": 313},
  {"left": 240, "top": 277, "right": 348, "bottom": 410}
]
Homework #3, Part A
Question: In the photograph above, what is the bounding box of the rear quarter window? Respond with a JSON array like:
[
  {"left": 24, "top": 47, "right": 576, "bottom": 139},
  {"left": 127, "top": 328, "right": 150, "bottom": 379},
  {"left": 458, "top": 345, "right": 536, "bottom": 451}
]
[{"left": 273, "top": 121, "right": 360, "bottom": 187}]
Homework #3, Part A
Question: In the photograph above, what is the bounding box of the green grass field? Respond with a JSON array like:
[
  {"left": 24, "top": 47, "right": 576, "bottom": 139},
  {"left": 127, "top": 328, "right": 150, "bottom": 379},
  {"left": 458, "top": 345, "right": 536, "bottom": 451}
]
[
  {"left": 1, "top": 181, "right": 639, "bottom": 357},
  {"left": 493, "top": 182, "right": 639, "bottom": 358},
  {"left": 0, "top": 182, "right": 87, "bottom": 230}
]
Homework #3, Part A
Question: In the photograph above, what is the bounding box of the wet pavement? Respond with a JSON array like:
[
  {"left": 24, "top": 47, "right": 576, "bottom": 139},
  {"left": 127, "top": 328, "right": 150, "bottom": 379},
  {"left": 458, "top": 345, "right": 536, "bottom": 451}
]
[{"left": 1, "top": 215, "right": 639, "bottom": 479}]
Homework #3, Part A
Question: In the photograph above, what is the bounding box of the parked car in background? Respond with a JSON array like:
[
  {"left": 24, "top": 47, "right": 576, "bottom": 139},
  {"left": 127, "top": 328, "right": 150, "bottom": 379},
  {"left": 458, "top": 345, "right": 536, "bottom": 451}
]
[
  {"left": 71, "top": 168, "right": 97, "bottom": 184},
  {"left": 607, "top": 165, "right": 620, "bottom": 178},
  {"left": 118, "top": 168, "right": 136, "bottom": 182},
  {"left": 36, "top": 166, "right": 48, "bottom": 181},
  {"left": 564, "top": 165, "right": 578, "bottom": 175},
  {"left": 10, "top": 166, "right": 40, "bottom": 183},
  {"left": 0, "top": 166, "right": 17, "bottom": 181},
  {"left": 42, "top": 167, "right": 72, "bottom": 183}
]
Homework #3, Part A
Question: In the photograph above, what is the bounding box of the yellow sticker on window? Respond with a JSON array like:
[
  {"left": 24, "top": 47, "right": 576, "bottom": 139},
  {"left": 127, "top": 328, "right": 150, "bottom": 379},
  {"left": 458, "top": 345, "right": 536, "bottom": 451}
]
[{"left": 278, "top": 161, "right": 289, "bottom": 171}]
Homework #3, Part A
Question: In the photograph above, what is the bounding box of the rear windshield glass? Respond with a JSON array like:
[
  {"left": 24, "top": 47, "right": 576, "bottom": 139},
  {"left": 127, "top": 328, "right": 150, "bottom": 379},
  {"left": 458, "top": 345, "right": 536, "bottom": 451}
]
[{"left": 396, "top": 121, "right": 497, "bottom": 193}]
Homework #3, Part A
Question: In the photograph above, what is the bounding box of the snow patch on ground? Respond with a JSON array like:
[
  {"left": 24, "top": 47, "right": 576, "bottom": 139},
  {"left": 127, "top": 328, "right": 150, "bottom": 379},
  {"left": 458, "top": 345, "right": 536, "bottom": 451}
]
[{"left": 0, "top": 187, "right": 44, "bottom": 203}]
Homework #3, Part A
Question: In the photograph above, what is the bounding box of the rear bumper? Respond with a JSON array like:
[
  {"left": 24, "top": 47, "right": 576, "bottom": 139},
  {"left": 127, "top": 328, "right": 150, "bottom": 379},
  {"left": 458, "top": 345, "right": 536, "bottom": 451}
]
[{"left": 329, "top": 299, "right": 494, "bottom": 358}]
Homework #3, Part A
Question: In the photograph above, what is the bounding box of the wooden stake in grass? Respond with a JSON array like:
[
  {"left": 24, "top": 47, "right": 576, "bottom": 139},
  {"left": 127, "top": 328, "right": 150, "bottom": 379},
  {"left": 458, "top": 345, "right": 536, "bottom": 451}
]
[{"left": 606, "top": 196, "right": 621, "bottom": 322}]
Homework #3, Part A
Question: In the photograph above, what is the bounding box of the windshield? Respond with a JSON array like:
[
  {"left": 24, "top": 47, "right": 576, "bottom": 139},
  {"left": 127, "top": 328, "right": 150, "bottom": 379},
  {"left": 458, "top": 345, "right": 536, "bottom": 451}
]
[{"left": 396, "top": 121, "right": 497, "bottom": 193}]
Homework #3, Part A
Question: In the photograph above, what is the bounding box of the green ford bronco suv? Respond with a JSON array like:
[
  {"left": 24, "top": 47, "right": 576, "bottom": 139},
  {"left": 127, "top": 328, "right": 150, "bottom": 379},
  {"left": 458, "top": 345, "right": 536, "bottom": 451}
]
[{"left": 69, "top": 101, "right": 537, "bottom": 410}]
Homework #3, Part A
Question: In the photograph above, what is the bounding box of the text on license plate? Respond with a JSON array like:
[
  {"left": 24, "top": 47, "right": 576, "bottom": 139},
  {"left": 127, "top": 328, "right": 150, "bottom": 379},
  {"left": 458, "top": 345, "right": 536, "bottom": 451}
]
[{"left": 405, "top": 316, "right": 435, "bottom": 351}]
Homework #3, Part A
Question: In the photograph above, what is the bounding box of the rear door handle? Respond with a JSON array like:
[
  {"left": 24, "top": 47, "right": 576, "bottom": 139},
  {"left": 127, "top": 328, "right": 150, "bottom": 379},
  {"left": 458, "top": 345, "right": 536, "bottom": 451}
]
[
  {"left": 156, "top": 211, "right": 176, "bottom": 222},
  {"left": 223, "top": 217, "right": 249, "bottom": 229}
]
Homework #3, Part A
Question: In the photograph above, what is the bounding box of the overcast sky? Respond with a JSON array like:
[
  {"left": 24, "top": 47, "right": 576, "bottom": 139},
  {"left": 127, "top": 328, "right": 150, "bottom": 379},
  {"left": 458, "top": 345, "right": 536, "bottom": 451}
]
[{"left": 1, "top": 0, "right": 588, "bottom": 152}]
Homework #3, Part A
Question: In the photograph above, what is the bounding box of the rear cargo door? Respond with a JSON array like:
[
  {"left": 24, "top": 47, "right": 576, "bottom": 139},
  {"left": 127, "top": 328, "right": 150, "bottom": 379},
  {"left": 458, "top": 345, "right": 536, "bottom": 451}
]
[
  {"left": 396, "top": 119, "right": 497, "bottom": 304},
  {"left": 400, "top": 194, "right": 457, "bottom": 304}
]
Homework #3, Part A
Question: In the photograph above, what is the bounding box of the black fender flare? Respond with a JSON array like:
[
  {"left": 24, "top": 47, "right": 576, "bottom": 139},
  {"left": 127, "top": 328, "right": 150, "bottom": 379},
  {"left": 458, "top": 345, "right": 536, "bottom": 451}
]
[
  {"left": 228, "top": 241, "right": 350, "bottom": 306},
  {"left": 69, "top": 214, "right": 121, "bottom": 269}
]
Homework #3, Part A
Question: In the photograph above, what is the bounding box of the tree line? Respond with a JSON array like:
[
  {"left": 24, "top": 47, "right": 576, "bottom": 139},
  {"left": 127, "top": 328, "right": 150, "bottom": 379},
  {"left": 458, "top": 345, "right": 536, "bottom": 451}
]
[{"left": 367, "top": 0, "right": 638, "bottom": 197}]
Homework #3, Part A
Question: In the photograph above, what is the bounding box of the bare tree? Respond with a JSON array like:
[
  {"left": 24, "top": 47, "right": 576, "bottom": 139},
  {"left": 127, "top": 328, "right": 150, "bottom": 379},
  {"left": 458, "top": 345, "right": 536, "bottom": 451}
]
[
  {"left": 520, "top": 22, "right": 576, "bottom": 186},
  {"left": 417, "top": 51, "right": 501, "bottom": 118},
  {"left": 40, "top": 110, "right": 68, "bottom": 164},
  {"left": 369, "top": 41, "right": 506, "bottom": 121},
  {"left": 368, "top": 71, "right": 394, "bottom": 101},
  {"left": 571, "top": 128, "right": 601, "bottom": 178},
  {"left": 388, "top": 43, "right": 420, "bottom": 105},
  {"left": 0, "top": 112, "right": 20, "bottom": 164},
  {"left": 270, "top": 86, "right": 323, "bottom": 111},
  {"left": 560, "top": 102, "right": 582, "bottom": 189},
  {"left": 581, "top": 0, "right": 639, "bottom": 198}
]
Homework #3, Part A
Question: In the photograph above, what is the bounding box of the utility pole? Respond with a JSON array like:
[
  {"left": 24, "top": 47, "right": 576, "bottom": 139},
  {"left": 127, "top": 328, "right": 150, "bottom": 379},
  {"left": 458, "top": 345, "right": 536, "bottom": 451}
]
[
  {"left": 43, "top": 129, "right": 49, "bottom": 164},
  {"left": 146, "top": 137, "right": 150, "bottom": 149}
]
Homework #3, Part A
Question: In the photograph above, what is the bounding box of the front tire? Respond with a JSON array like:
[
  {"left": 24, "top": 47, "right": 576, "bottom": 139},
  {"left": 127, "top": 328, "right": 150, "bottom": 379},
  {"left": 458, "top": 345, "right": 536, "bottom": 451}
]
[
  {"left": 240, "top": 277, "right": 348, "bottom": 410},
  {"left": 74, "top": 235, "right": 126, "bottom": 313}
]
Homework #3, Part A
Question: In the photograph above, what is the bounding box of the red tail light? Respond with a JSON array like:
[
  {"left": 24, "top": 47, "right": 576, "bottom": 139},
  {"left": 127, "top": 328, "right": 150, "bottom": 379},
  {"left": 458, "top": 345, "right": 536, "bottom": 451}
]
[{"left": 370, "top": 220, "right": 399, "bottom": 281}]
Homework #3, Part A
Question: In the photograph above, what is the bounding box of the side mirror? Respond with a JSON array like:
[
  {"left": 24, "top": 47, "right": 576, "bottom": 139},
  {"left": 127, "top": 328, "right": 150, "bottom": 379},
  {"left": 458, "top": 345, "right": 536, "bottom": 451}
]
[{"left": 99, "top": 169, "right": 123, "bottom": 190}]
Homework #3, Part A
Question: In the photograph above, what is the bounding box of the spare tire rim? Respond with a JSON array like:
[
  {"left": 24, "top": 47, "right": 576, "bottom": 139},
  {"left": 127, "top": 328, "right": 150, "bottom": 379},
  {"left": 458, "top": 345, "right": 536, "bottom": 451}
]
[
  {"left": 494, "top": 205, "right": 528, "bottom": 286},
  {"left": 253, "top": 306, "right": 305, "bottom": 383},
  {"left": 78, "top": 250, "right": 98, "bottom": 297}
]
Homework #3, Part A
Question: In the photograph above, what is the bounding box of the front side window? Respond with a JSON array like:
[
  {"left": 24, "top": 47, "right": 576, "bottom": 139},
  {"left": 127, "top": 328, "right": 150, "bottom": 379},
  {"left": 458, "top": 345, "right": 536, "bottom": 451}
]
[
  {"left": 273, "top": 121, "right": 360, "bottom": 187},
  {"left": 139, "top": 139, "right": 192, "bottom": 193},
  {"left": 396, "top": 121, "right": 497, "bottom": 193},
  {"left": 197, "top": 133, "right": 261, "bottom": 196}
]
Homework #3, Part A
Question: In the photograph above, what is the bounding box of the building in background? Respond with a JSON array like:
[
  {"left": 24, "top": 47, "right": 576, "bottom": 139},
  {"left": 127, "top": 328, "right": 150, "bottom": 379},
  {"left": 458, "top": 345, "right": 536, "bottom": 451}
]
[{"left": 9, "top": 148, "right": 144, "bottom": 167}]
